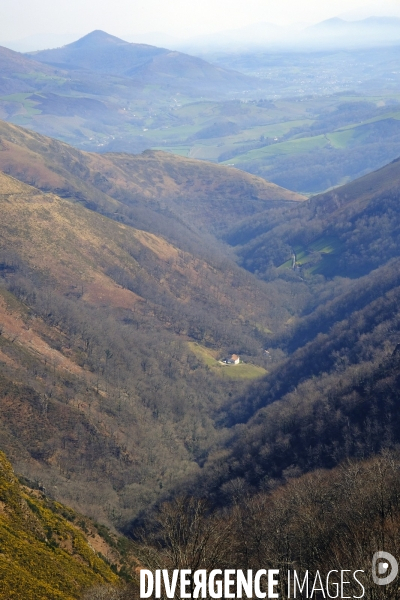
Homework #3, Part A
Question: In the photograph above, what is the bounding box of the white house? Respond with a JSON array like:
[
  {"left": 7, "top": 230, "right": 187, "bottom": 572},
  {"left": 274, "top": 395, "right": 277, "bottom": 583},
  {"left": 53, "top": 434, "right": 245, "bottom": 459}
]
[{"left": 222, "top": 353, "right": 240, "bottom": 365}]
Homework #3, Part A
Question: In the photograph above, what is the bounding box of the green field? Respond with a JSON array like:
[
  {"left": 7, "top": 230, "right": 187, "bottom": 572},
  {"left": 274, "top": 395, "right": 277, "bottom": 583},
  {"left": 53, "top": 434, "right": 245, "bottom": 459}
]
[
  {"left": 188, "top": 342, "right": 267, "bottom": 380},
  {"left": 222, "top": 135, "right": 329, "bottom": 165},
  {"left": 0, "top": 93, "right": 42, "bottom": 118},
  {"left": 3, "top": 65, "right": 400, "bottom": 195},
  {"left": 222, "top": 107, "right": 400, "bottom": 166},
  {"left": 279, "top": 236, "right": 343, "bottom": 274},
  {"left": 309, "top": 236, "right": 342, "bottom": 254}
]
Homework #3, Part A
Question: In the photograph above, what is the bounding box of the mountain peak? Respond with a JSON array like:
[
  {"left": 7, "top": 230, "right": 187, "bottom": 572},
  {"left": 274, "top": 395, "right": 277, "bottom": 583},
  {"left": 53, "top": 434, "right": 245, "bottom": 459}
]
[{"left": 66, "top": 30, "right": 129, "bottom": 48}]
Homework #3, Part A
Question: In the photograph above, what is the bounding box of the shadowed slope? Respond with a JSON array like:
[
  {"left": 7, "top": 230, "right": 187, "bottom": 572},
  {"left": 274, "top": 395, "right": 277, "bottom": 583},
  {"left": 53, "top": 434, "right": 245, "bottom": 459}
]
[{"left": 229, "top": 155, "right": 400, "bottom": 278}]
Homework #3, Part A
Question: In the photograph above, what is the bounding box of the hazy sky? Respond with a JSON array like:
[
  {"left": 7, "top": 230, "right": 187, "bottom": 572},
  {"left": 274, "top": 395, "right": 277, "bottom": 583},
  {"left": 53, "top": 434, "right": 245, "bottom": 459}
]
[{"left": 1, "top": 0, "right": 400, "bottom": 41}]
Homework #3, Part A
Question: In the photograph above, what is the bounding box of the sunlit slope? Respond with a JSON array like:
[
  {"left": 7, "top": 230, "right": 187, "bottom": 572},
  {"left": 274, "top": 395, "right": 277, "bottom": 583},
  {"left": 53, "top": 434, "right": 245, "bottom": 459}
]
[
  {"left": 0, "top": 451, "right": 119, "bottom": 599},
  {"left": 0, "top": 120, "right": 305, "bottom": 234},
  {"left": 0, "top": 170, "right": 278, "bottom": 325},
  {"left": 104, "top": 150, "right": 305, "bottom": 230}
]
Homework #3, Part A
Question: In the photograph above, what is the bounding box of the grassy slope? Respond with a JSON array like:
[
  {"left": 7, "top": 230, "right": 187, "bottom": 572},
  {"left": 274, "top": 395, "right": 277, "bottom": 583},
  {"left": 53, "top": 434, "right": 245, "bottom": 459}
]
[
  {"left": 222, "top": 112, "right": 400, "bottom": 167},
  {"left": 188, "top": 342, "right": 267, "bottom": 380},
  {"left": 0, "top": 450, "right": 121, "bottom": 599}
]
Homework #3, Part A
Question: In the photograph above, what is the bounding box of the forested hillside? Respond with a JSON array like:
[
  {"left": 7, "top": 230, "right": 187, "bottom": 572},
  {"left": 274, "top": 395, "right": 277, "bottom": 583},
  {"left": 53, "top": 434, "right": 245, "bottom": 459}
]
[
  {"left": 3, "top": 113, "right": 400, "bottom": 598},
  {"left": 227, "top": 155, "right": 400, "bottom": 278},
  {"left": 137, "top": 453, "right": 400, "bottom": 599},
  {"left": 165, "top": 157, "right": 400, "bottom": 508},
  {"left": 3, "top": 120, "right": 400, "bottom": 528},
  {"left": 0, "top": 157, "right": 304, "bottom": 528},
  {"left": 116, "top": 152, "right": 400, "bottom": 600}
]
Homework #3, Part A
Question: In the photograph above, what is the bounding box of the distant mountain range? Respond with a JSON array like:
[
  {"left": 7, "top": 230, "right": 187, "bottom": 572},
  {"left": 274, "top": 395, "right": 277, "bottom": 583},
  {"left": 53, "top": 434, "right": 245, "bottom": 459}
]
[
  {"left": 0, "top": 30, "right": 272, "bottom": 156},
  {"left": 2, "top": 13, "right": 400, "bottom": 57},
  {"left": 180, "top": 16, "right": 400, "bottom": 52},
  {"left": 27, "top": 30, "right": 259, "bottom": 94},
  {"left": 304, "top": 16, "right": 400, "bottom": 47},
  {"left": 2, "top": 27, "right": 400, "bottom": 194}
]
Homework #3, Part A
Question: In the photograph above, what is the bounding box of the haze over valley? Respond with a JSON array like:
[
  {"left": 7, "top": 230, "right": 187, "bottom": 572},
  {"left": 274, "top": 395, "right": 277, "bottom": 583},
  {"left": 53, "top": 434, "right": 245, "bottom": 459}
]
[{"left": 2, "top": 23, "right": 400, "bottom": 196}]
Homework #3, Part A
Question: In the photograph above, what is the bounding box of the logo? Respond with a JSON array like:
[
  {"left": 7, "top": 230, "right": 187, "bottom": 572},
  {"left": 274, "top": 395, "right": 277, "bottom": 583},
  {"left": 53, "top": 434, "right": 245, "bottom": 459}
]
[{"left": 372, "top": 551, "right": 398, "bottom": 585}]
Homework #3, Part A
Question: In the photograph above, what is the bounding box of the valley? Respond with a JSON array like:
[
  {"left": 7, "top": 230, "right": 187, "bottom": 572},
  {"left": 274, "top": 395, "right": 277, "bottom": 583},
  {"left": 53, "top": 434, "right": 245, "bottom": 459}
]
[
  {"left": 2, "top": 112, "right": 400, "bottom": 542},
  {"left": 0, "top": 123, "right": 307, "bottom": 532},
  {"left": 1, "top": 21, "right": 400, "bottom": 599}
]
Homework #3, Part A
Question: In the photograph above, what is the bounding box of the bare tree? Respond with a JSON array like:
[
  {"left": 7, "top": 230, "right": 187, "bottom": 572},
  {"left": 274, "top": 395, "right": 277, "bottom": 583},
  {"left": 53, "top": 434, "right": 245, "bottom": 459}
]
[{"left": 137, "top": 496, "right": 234, "bottom": 598}]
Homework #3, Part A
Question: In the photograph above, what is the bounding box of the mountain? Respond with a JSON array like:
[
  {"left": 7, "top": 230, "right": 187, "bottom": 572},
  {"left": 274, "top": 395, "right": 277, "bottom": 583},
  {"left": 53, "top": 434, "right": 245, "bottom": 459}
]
[
  {"left": 340, "top": 0, "right": 400, "bottom": 20},
  {"left": 309, "top": 15, "right": 400, "bottom": 31},
  {"left": 183, "top": 260, "right": 400, "bottom": 503},
  {"left": 169, "top": 157, "right": 400, "bottom": 509},
  {"left": 128, "top": 154, "right": 400, "bottom": 600},
  {"left": 0, "top": 119, "right": 304, "bottom": 237},
  {"left": 304, "top": 16, "right": 400, "bottom": 47},
  {"left": 0, "top": 31, "right": 273, "bottom": 157},
  {"left": 0, "top": 45, "right": 61, "bottom": 95},
  {"left": 28, "top": 30, "right": 260, "bottom": 94},
  {"left": 3, "top": 33, "right": 400, "bottom": 192},
  {"left": 178, "top": 16, "right": 400, "bottom": 53},
  {"left": 227, "top": 154, "right": 400, "bottom": 278},
  {"left": 3, "top": 91, "right": 400, "bottom": 597},
  {"left": 29, "top": 30, "right": 166, "bottom": 73},
  {"left": 0, "top": 119, "right": 307, "bottom": 527}
]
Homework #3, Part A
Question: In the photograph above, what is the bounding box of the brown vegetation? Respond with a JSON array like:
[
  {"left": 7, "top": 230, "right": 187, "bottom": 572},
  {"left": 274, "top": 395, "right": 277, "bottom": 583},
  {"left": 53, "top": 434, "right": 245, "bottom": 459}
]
[
  {"left": 136, "top": 453, "right": 400, "bottom": 599},
  {"left": 0, "top": 120, "right": 304, "bottom": 237},
  {"left": 0, "top": 163, "right": 292, "bottom": 526}
]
